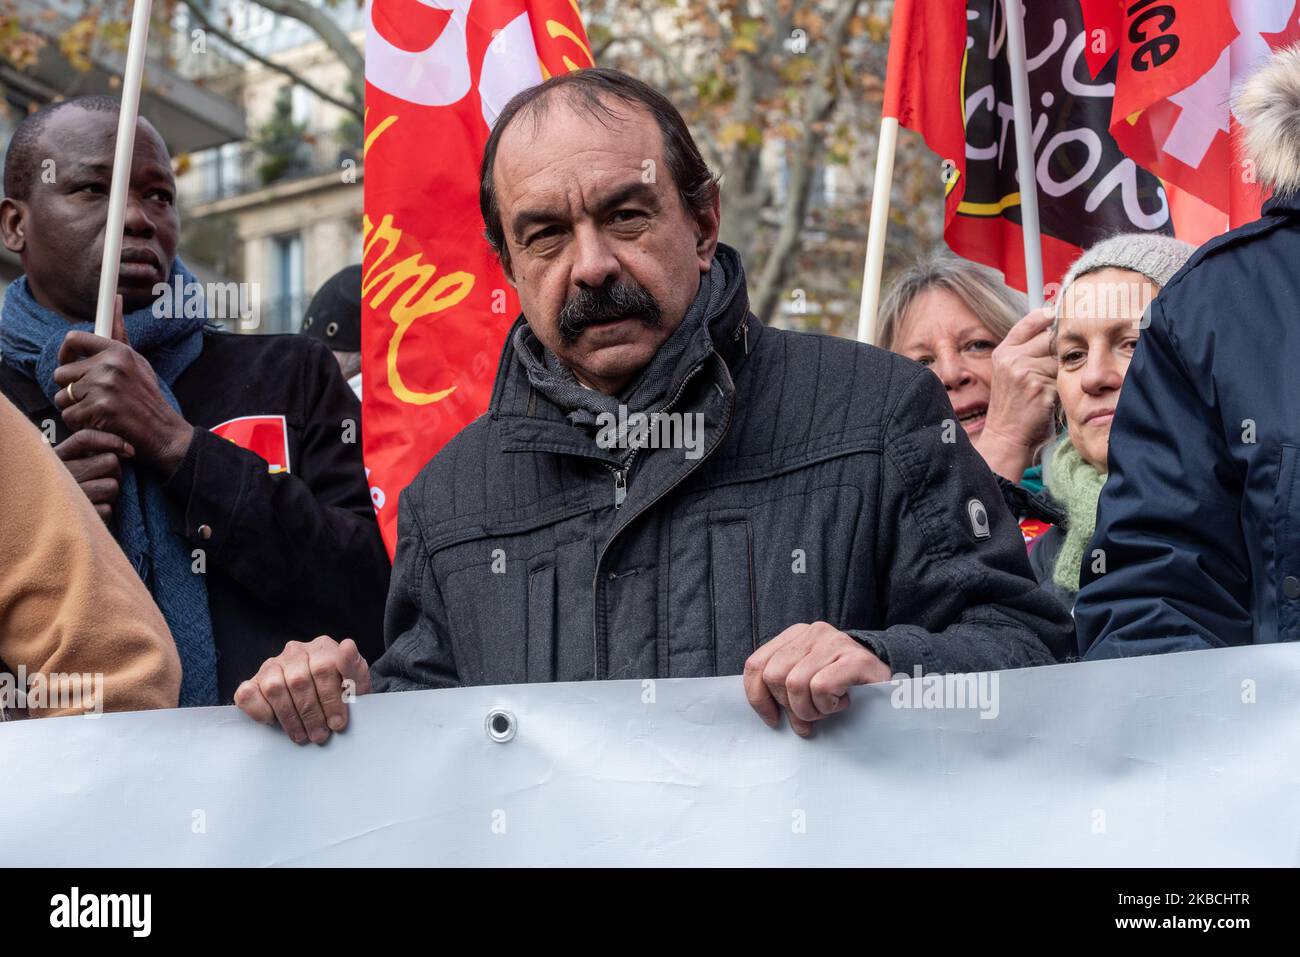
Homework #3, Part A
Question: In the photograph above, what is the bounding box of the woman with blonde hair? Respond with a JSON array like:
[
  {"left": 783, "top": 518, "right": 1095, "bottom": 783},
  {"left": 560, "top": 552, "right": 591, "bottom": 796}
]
[{"left": 877, "top": 255, "right": 1058, "bottom": 492}]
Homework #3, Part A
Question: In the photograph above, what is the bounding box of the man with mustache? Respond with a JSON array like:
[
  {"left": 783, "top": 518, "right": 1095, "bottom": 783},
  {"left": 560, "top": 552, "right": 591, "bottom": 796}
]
[
  {"left": 556, "top": 275, "right": 661, "bottom": 343},
  {"left": 235, "top": 69, "right": 1072, "bottom": 744},
  {"left": 0, "top": 96, "right": 389, "bottom": 705}
]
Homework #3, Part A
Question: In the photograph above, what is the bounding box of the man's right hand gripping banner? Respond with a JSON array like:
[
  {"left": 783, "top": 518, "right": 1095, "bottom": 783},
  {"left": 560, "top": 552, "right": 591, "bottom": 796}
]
[{"left": 363, "top": 0, "right": 593, "bottom": 555}]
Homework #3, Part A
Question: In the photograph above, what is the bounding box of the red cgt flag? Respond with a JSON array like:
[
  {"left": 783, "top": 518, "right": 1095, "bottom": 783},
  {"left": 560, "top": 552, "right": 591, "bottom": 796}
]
[
  {"left": 1079, "top": 0, "right": 1300, "bottom": 238},
  {"left": 363, "top": 0, "right": 594, "bottom": 556}
]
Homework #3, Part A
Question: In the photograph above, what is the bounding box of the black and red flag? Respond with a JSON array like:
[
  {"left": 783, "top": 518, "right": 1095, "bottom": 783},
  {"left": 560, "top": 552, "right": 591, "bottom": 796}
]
[{"left": 884, "top": 0, "right": 1175, "bottom": 294}]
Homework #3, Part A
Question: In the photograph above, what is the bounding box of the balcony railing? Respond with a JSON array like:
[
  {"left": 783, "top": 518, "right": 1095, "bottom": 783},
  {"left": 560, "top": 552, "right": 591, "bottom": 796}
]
[
  {"left": 261, "top": 292, "right": 315, "bottom": 335},
  {"left": 179, "top": 131, "right": 362, "bottom": 207},
  {"left": 219, "top": 292, "right": 314, "bottom": 336},
  {"left": 10, "top": 0, "right": 245, "bottom": 153}
]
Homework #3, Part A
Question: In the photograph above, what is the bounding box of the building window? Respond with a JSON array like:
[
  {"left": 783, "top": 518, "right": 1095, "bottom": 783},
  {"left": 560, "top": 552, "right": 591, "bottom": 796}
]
[
  {"left": 198, "top": 141, "right": 245, "bottom": 202},
  {"left": 349, "top": 219, "right": 363, "bottom": 265},
  {"left": 267, "top": 232, "right": 305, "bottom": 334},
  {"left": 291, "top": 85, "right": 313, "bottom": 127},
  {"left": 219, "top": 142, "right": 243, "bottom": 197},
  {"left": 230, "top": 0, "right": 275, "bottom": 40}
]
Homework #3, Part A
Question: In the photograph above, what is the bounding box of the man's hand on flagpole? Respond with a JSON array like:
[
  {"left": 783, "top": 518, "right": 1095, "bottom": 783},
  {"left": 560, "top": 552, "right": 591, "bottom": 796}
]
[
  {"left": 52, "top": 294, "right": 195, "bottom": 477},
  {"left": 235, "top": 636, "right": 373, "bottom": 745},
  {"left": 744, "top": 622, "right": 893, "bottom": 737}
]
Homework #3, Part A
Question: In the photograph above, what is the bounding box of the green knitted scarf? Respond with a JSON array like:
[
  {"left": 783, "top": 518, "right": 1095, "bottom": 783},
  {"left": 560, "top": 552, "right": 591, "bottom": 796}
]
[{"left": 1044, "top": 438, "right": 1108, "bottom": 593}]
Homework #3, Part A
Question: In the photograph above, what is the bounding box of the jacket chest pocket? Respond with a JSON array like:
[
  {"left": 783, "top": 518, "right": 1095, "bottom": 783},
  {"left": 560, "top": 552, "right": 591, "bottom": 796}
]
[
  {"left": 709, "top": 518, "right": 758, "bottom": 674},
  {"left": 1276, "top": 444, "right": 1300, "bottom": 641},
  {"left": 525, "top": 564, "right": 557, "bottom": 682},
  {"left": 437, "top": 525, "right": 593, "bottom": 685},
  {"left": 441, "top": 553, "right": 530, "bottom": 685}
]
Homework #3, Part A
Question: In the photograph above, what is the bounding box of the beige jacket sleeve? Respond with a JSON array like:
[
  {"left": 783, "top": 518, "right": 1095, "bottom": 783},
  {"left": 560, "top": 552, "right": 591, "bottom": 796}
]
[{"left": 0, "top": 395, "right": 180, "bottom": 717}]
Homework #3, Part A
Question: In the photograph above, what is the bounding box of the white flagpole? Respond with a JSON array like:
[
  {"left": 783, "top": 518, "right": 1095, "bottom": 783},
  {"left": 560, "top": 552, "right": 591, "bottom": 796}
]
[
  {"left": 856, "top": 0, "right": 916, "bottom": 344},
  {"left": 856, "top": 115, "right": 899, "bottom": 344},
  {"left": 1002, "top": 0, "right": 1044, "bottom": 307},
  {"left": 93, "top": 0, "right": 154, "bottom": 338}
]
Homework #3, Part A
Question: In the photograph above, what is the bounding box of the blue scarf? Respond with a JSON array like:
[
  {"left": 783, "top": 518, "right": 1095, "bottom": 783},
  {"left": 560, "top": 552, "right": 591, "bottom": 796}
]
[{"left": 0, "top": 261, "right": 219, "bottom": 706}]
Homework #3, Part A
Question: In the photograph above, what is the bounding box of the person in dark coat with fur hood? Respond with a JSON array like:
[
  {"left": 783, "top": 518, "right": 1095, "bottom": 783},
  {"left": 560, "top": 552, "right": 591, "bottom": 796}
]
[{"left": 1075, "top": 44, "right": 1300, "bottom": 657}]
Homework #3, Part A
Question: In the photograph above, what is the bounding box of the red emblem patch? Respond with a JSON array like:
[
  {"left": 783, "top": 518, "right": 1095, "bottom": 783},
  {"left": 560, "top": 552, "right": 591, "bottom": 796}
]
[
  {"left": 211, "top": 415, "right": 291, "bottom": 474},
  {"left": 1020, "top": 518, "right": 1052, "bottom": 549}
]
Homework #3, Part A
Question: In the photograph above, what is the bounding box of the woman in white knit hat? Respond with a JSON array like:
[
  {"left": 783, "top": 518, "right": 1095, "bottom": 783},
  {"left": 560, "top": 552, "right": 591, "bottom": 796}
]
[{"left": 1029, "top": 233, "right": 1195, "bottom": 606}]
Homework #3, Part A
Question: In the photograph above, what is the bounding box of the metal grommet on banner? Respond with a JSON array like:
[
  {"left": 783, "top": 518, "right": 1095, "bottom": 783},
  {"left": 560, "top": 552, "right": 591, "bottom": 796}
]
[{"left": 485, "top": 709, "right": 516, "bottom": 743}]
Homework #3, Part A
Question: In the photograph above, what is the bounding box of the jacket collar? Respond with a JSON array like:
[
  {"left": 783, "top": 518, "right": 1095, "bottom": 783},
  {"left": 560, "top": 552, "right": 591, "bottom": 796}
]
[
  {"left": 487, "top": 244, "right": 761, "bottom": 455},
  {"left": 1262, "top": 192, "right": 1300, "bottom": 217}
]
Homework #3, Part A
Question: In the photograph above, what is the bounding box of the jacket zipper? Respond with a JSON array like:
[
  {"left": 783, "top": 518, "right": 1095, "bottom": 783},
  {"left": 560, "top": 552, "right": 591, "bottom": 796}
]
[
  {"left": 607, "top": 461, "right": 631, "bottom": 508},
  {"left": 603, "top": 362, "right": 706, "bottom": 509},
  {"left": 592, "top": 359, "right": 737, "bottom": 677},
  {"left": 733, "top": 315, "right": 749, "bottom": 354}
]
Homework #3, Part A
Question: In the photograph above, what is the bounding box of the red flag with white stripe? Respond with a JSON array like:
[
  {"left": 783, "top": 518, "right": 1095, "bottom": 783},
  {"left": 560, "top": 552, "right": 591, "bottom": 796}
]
[
  {"left": 1080, "top": 0, "right": 1300, "bottom": 235},
  {"left": 363, "top": 0, "right": 594, "bottom": 555}
]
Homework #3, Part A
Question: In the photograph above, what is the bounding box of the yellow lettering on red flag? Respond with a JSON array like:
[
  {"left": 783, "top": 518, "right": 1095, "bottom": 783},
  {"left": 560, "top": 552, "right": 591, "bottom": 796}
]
[{"left": 363, "top": 214, "right": 474, "bottom": 406}]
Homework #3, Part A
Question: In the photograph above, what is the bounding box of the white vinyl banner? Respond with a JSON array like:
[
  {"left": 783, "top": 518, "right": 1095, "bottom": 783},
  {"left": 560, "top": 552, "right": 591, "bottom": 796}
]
[{"left": 2, "top": 644, "right": 1298, "bottom": 866}]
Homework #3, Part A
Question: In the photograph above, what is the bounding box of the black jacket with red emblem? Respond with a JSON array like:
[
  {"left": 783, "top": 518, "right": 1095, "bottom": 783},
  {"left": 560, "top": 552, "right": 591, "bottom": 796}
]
[{"left": 0, "top": 330, "right": 390, "bottom": 700}]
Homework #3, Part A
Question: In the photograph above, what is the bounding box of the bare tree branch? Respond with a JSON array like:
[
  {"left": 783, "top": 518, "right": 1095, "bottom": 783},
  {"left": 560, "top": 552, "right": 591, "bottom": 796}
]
[
  {"left": 749, "top": 0, "right": 863, "bottom": 323},
  {"left": 247, "top": 0, "right": 364, "bottom": 89},
  {"left": 715, "top": 31, "right": 767, "bottom": 264},
  {"left": 178, "top": 0, "right": 361, "bottom": 119},
  {"left": 758, "top": 0, "right": 784, "bottom": 32},
  {"left": 594, "top": 32, "right": 728, "bottom": 178}
]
